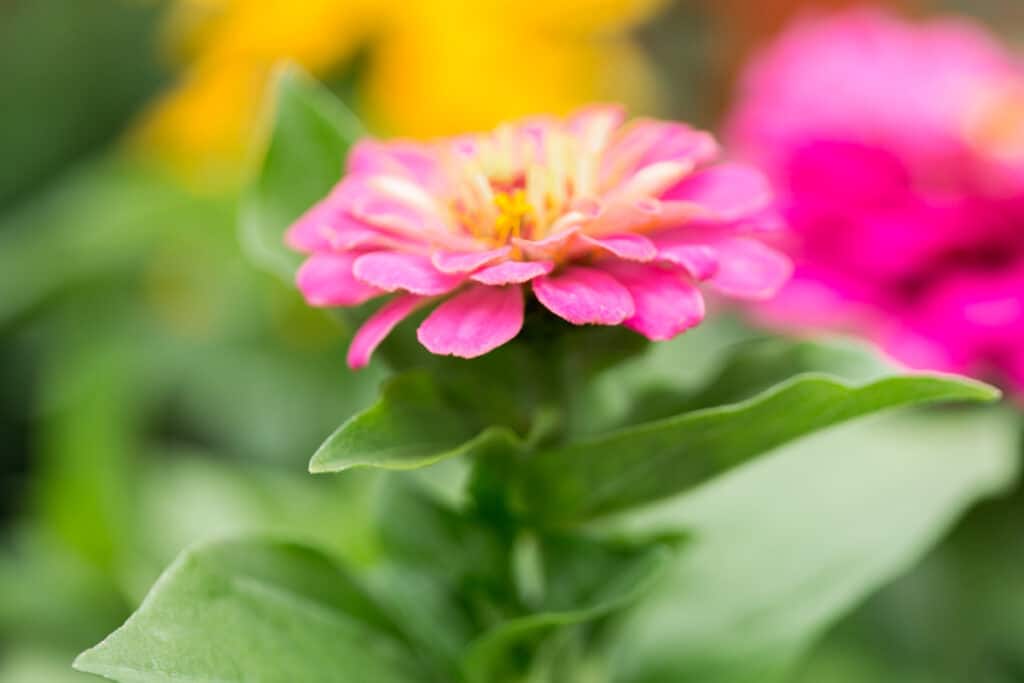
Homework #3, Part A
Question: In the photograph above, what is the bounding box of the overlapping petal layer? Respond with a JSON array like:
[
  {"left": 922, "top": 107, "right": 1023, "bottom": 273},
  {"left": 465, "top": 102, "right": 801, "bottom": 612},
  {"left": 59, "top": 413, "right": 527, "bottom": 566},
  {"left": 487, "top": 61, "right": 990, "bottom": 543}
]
[{"left": 289, "top": 106, "right": 790, "bottom": 367}]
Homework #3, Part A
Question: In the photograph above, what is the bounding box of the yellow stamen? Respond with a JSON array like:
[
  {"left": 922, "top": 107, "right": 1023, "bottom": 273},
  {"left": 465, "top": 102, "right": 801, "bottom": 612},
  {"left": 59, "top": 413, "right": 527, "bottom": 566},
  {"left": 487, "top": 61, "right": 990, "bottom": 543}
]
[{"left": 493, "top": 189, "right": 533, "bottom": 246}]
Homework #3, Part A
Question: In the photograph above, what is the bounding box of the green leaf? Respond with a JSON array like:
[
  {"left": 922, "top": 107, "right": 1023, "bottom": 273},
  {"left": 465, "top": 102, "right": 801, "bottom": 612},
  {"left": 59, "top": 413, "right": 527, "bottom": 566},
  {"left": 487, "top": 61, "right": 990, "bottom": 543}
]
[
  {"left": 462, "top": 535, "right": 673, "bottom": 683},
  {"left": 375, "top": 477, "right": 508, "bottom": 584},
  {"left": 366, "top": 563, "right": 475, "bottom": 682},
  {"left": 610, "top": 408, "right": 1019, "bottom": 683},
  {"left": 309, "top": 372, "right": 523, "bottom": 474},
  {"left": 514, "top": 364, "right": 1000, "bottom": 524},
  {"left": 74, "top": 539, "right": 430, "bottom": 683},
  {"left": 240, "top": 64, "right": 364, "bottom": 282},
  {"left": 792, "top": 456, "right": 1024, "bottom": 683},
  {"left": 364, "top": 479, "right": 508, "bottom": 679},
  {"left": 622, "top": 337, "right": 898, "bottom": 427},
  {"left": 568, "top": 315, "right": 757, "bottom": 438}
]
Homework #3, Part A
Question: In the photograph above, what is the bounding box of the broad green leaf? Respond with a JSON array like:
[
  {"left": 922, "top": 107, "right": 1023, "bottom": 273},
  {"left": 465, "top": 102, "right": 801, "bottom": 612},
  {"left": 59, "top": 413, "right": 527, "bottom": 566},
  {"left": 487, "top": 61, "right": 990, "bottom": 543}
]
[
  {"left": 361, "top": 479, "right": 506, "bottom": 680},
  {"left": 310, "top": 326, "right": 657, "bottom": 476},
  {"left": 375, "top": 477, "right": 508, "bottom": 583},
  {"left": 514, "top": 369, "right": 1000, "bottom": 524},
  {"left": 610, "top": 408, "right": 1019, "bottom": 683},
  {"left": 366, "top": 564, "right": 475, "bottom": 682},
  {"left": 74, "top": 539, "right": 430, "bottom": 683},
  {"left": 790, "top": 445, "right": 1024, "bottom": 683},
  {"left": 462, "top": 536, "right": 673, "bottom": 683},
  {"left": 309, "top": 372, "right": 523, "bottom": 473},
  {"left": 571, "top": 324, "right": 895, "bottom": 439},
  {"left": 240, "top": 64, "right": 364, "bottom": 282},
  {"left": 621, "top": 337, "right": 898, "bottom": 427}
]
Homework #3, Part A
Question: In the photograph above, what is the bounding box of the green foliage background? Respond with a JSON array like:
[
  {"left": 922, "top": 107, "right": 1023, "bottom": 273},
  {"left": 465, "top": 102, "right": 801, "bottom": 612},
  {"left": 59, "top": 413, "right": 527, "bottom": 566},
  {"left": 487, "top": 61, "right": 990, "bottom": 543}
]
[{"left": 1, "top": 2, "right": 1022, "bottom": 682}]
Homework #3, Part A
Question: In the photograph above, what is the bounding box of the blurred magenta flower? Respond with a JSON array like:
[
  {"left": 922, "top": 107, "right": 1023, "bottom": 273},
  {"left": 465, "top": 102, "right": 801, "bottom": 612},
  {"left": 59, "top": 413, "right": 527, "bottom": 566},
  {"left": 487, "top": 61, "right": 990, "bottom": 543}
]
[
  {"left": 287, "top": 106, "right": 790, "bottom": 367},
  {"left": 728, "top": 8, "right": 1024, "bottom": 391}
]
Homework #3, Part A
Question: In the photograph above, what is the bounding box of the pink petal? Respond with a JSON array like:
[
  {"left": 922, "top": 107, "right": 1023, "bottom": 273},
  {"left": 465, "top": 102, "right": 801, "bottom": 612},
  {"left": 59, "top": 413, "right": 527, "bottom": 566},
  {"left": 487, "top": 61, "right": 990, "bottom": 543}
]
[
  {"left": 285, "top": 189, "right": 380, "bottom": 252},
  {"left": 287, "top": 210, "right": 403, "bottom": 253},
  {"left": 657, "top": 244, "right": 720, "bottom": 280},
  {"left": 568, "top": 198, "right": 604, "bottom": 219},
  {"left": 365, "top": 174, "right": 449, "bottom": 222},
  {"left": 662, "top": 163, "right": 773, "bottom": 221},
  {"left": 471, "top": 260, "right": 554, "bottom": 285},
  {"left": 737, "top": 205, "right": 787, "bottom": 234},
  {"left": 347, "top": 294, "right": 429, "bottom": 369},
  {"left": 583, "top": 198, "right": 662, "bottom": 236},
  {"left": 432, "top": 247, "right": 511, "bottom": 274},
  {"left": 579, "top": 233, "right": 657, "bottom": 262},
  {"left": 417, "top": 285, "right": 525, "bottom": 358},
  {"left": 285, "top": 181, "right": 434, "bottom": 254},
  {"left": 295, "top": 253, "right": 382, "bottom": 307},
  {"left": 646, "top": 199, "right": 716, "bottom": 229},
  {"left": 285, "top": 198, "right": 339, "bottom": 252},
  {"left": 567, "top": 105, "right": 626, "bottom": 152},
  {"left": 710, "top": 238, "right": 794, "bottom": 300},
  {"left": 602, "top": 122, "right": 717, "bottom": 188},
  {"left": 649, "top": 220, "right": 739, "bottom": 246},
  {"left": 353, "top": 252, "right": 464, "bottom": 295},
  {"left": 532, "top": 266, "right": 635, "bottom": 325},
  {"left": 347, "top": 140, "right": 442, "bottom": 189},
  {"left": 513, "top": 227, "right": 580, "bottom": 259},
  {"left": 351, "top": 192, "right": 442, "bottom": 236},
  {"left": 605, "top": 262, "right": 705, "bottom": 340},
  {"left": 609, "top": 161, "right": 694, "bottom": 200},
  {"left": 346, "top": 177, "right": 472, "bottom": 250}
]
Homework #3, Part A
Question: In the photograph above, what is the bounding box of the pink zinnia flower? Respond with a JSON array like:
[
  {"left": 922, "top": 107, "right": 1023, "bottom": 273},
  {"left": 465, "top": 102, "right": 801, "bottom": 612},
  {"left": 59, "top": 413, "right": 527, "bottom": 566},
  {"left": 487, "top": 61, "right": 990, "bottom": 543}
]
[
  {"left": 287, "top": 106, "right": 791, "bottom": 368},
  {"left": 727, "top": 8, "right": 1024, "bottom": 392}
]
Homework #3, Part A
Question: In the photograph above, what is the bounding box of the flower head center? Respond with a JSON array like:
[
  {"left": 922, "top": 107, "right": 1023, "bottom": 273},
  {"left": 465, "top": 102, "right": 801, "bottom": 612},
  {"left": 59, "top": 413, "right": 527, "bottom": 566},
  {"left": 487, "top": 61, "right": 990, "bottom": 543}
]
[
  {"left": 445, "top": 124, "right": 598, "bottom": 250},
  {"left": 492, "top": 189, "right": 534, "bottom": 244}
]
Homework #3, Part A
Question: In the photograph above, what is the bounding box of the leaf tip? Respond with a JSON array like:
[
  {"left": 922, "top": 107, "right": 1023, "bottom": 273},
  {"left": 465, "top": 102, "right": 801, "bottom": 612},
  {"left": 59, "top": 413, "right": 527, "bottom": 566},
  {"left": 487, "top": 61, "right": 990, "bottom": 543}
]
[
  {"left": 308, "top": 452, "right": 341, "bottom": 474},
  {"left": 71, "top": 645, "right": 106, "bottom": 678},
  {"left": 923, "top": 372, "right": 1003, "bottom": 403},
  {"left": 972, "top": 381, "right": 1003, "bottom": 402}
]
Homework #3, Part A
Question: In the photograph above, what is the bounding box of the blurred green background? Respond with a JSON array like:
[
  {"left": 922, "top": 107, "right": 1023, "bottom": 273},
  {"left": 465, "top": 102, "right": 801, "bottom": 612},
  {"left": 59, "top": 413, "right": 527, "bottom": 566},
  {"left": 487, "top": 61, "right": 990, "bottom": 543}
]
[{"left": 1, "top": 1, "right": 1022, "bottom": 681}]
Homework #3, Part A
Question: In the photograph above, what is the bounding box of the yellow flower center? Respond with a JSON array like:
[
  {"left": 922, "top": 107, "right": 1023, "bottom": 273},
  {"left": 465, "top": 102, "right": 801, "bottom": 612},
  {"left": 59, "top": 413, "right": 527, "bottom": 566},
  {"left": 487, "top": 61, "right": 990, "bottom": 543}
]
[{"left": 493, "top": 189, "right": 534, "bottom": 243}]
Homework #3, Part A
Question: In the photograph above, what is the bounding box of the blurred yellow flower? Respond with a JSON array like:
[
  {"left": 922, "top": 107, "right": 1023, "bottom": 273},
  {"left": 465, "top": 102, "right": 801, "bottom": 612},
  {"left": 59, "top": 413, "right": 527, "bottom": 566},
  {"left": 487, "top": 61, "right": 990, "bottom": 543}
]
[{"left": 131, "top": 0, "right": 666, "bottom": 187}]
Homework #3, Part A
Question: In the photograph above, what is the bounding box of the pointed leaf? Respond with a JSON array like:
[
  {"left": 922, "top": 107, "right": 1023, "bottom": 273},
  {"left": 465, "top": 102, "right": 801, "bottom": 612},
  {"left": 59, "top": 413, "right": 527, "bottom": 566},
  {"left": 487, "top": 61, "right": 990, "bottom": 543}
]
[
  {"left": 74, "top": 539, "right": 428, "bottom": 683},
  {"left": 240, "top": 64, "right": 364, "bottom": 282},
  {"left": 516, "top": 368, "right": 1000, "bottom": 524},
  {"left": 309, "top": 372, "right": 522, "bottom": 473}
]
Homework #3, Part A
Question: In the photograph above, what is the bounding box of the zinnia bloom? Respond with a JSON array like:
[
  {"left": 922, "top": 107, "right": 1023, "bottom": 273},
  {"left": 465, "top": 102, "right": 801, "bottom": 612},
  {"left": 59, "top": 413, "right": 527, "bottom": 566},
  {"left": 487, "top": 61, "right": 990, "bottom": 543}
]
[
  {"left": 287, "top": 106, "right": 791, "bottom": 368},
  {"left": 727, "top": 8, "right": 1024, "bottom": 392}
]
